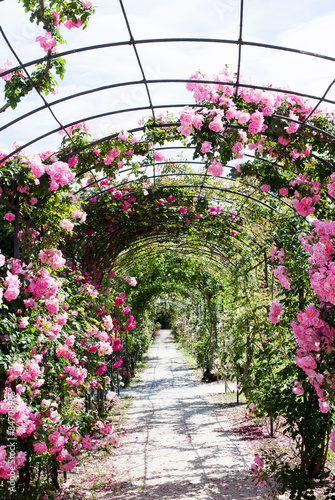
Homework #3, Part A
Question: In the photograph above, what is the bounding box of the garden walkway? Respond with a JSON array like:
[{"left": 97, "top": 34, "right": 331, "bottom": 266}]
[{"left": 106, "top": 329, "right": 267, "bottom": 499}]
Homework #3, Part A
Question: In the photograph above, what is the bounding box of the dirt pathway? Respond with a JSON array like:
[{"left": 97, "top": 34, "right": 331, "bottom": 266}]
[{"left": 104, "top": 330, "right": 267, "bottom": 499}]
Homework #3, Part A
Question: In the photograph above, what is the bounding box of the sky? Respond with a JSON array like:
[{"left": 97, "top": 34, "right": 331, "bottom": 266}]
[{"left": 1, "top": 0, "right": 335, "bottom": 158}]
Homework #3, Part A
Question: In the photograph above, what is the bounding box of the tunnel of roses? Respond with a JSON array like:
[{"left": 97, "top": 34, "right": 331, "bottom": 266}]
[{"left": 1, "top": 3, "right": 335, "bottom": 499}]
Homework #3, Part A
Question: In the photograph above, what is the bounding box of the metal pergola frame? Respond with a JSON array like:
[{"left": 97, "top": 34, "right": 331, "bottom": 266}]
[{"left": 0, "top": 0, "right": 333, "bottom": 275}]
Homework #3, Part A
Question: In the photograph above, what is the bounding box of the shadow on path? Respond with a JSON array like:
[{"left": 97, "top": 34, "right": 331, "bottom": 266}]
[{"left": 103, "top": 330, "right": 267, "bottom": 500}]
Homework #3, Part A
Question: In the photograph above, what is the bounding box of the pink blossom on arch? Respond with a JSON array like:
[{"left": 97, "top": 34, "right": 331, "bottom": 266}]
[
  {"left": 154, "top": 151, "right": 164, "bottom": 161},
  {"left": 112, "top": 339, "right": 123, "bottom": 351},
  {"left": 112, "top": 359, "right": 123, "bottom": 369},
  {"left": 64, "top": 18, "right": 83, "bottom": 29},
  {"left": 260, "top": 184, "right": 271, "bottom": 192},
  {"left": 39, "top": 248, "right": 66, "bottom": 269},
  {"left": 4, "top": 284, "right": 20, "bottom": 301},
  {"left": 248, "top": 111, "right": 264, "bottom": 134},
  {"left": 278, "top": 136, "right": 291, "bottom": 146},
  {"left": 0, "top": 60, "right": 12, "bottom": 81},
  {"left": 118, "top": 131, "right": 129, "bottom": 141},
  {"left": 46, "top": 298, "right": 59, "bottom": 315},
  {"left": 295, "top": 355, "right": 317, "bottom": 371},
  {"left": 35, "top": 32, "right": 56, "bottom": 52},
  {"left": 268, "top": 299, "right": 283, "bottom": 324},
  {"left": 273, "top": 265, "right": 291, "bottom": 290},
  {"left": 52, "top": 10, "right": 60, "bottom": 26},
  {"left": 82, "top": 435, "right": 93, "bottom": 450},
  {"left": 279, "top": 187, "right": 289, "bottom": 196},
  {"left": 201, "top": 141, "right": 212, "bottom": 153},
  {"left": 19, "top": 317, "right": 29, "bottom": 329},
  {"left": 254, "top": 455, "right": 264, "bottom": 468},
  {"left": 7, "top": 361, "right": 24, "bottom": 382},
  {"left": 60, "top": 219, "right": 74, "bottom": 232},
  {"left": 292, "top": 380, "right": 304, "bottom": 395},
  {"left": 68, "top": 155, "right": 78, "bottom": 167},
  {"left": 208, "top": 115, "right": 223, "bottom": 132},
  {"left": 4, "top": 213, "right": 15, "bottom": 221},
  {"left": 46, "top": 161, "right": 75, "bottom": 189},
  {"left": 33, "top": 442, "right": 47, "bottom": 454},
  {"left": 103, "top": 315, "right": 113, "bottom": 331},
  {"left": 178, "top": 206, "right": 188, "bottom": 214},
  {"left": 232, "top": 142, "right": 243, "bottom": 153},
  {"left": 208, "top": 160, "right": 223, "bottom": 177},
  {"left": 115, "top": 296, "right": 125, "bottom": 307},
  {"left": 292, "top": 196, "right": 315, "bottom": 217},
  {"left": 82, "top": 0, "right": 92, "bottom": 7}
]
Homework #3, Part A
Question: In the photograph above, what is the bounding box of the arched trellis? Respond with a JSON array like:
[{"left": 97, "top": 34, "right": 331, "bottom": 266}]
[
  {"left": 68, "top": 168, "right": 305, "bottom": 278},
  {"left": 3, "top": 4, "right": 335, "bottom": 496},
  {"left": 2, "top": 0, "right": 335, "bottom": 166}
]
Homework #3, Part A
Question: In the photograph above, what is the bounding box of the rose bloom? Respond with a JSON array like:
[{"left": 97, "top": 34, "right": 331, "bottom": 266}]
[
  {"left": 60, "top": 219, "right": 74, "bottom": 232},
  {"left": 19, "top": 317, "right": 29, "bottom": 329},
  {"left": 4, "top": 213, "right": 15, "bottom": 221},
  {"left": 33, "top": 442, "right": 48, "bottom": 454},
  {"left": 201, "top": 141, "right": 211, "bottom": 153},
  {"left": 208, "top": 160, "right": 223, "bottom": 177},
  {"left": 154, "top": 151, "right": 164, "bottom": 161}
]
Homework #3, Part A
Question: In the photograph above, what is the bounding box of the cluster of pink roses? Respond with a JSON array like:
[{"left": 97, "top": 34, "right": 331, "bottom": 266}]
[
  {"left": 273, "top": 265, "right": 291, "bottom": 290},
  {"left": 39, "top": 248, "right": 66, "bottom": 269},
  {"left": 0, "top": 445, "right": 26, "bottom": 479},
  {"left": 291, "top": 303, "right": 335, "bottom": 412},
  {"left": 268, "top": 299, "right": 283, "bottom": 324}
]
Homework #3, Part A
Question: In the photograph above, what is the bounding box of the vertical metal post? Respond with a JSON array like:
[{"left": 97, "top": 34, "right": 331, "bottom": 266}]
[
  {"left": 14, "top": 198, "right": 20, "bottom": 259},
  {"left": 264, "top": 250, "right": 268, "bottom": 288}
]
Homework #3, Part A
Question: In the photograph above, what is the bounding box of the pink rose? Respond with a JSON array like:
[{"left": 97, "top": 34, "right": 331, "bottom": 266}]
[
  {"left": 33, "top": 442, "right": 48, "bottom": 454},
  {"left": 208, "top": 160, "right": 223, "bottom": 177},
  {"left": 60, "top": 219, "right": 74, "bottom": 232},
  {"left": 154, "top": 151, "right": 164, "bottom": 161},
  {"left": 45, "top": 298, "right": 59, "bottom": 315},
  {"left": 35, "top": 32, "right": 56, "bottom": 52},
  {"left": 201, "top": 141, "right": 211, "bottom": 153},
  {"left": 68, "top": 155, "right": 78, "bottom": 167},
  {"left": 19, "top": 317, "right": 29, "bottom": 329},
  {"left": 4, "top": 213, "right": 15, "bottom": 221},
  {"left": 178, "top": 207, "right": 188, "bottom": 214}
]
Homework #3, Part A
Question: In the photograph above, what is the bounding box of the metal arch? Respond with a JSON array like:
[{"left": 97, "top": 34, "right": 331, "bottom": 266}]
[
  {"left": 83, "top": 173, "right": 298, "bottom": 216},
  {"left": 118, "top": 0, "right": 156, "bottom": 123},
  {"left": 76, "top": 173, "right": 302, "bottom": 250},
  {"left": 115, "top": 233, "right": 241, "bottom": 266},
  {"left": 3, "top": 38, "right": 335, "bottom": 80},
  {"left": 0, "top": 28, "right": 106, "bottom": 199},
  {"left": 113, "top": 240, "right": 240, "bottom": 274},
  {"left": 77, "top": 188, "right": 289, "bottom": 252},
  {"left": 2, "top": 102, "right": 335, "bottom": 165},
  {"left": 3, "top": 82, "right": 335, "bottom": 136},
  {"left": 234, "top": 0, "right": 244, "bottom": 98},
  {"left": 74, "top": 206, "right": 271, "bottom": 267},
  {"left": 2, "top": 0, "right": 335, "bottom": 156}
]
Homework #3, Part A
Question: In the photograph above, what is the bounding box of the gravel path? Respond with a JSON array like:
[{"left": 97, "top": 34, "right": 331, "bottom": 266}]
[{"left": 104, "top": 330, "right": 267, "bottom": 499}]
